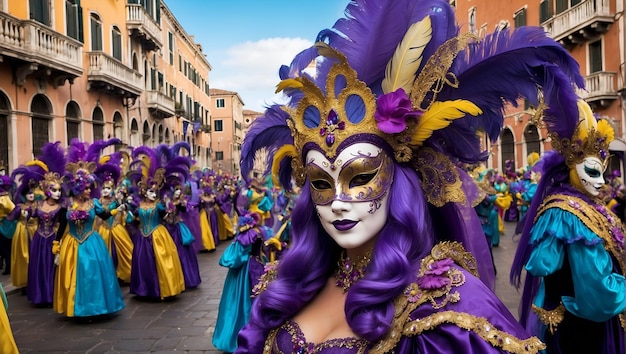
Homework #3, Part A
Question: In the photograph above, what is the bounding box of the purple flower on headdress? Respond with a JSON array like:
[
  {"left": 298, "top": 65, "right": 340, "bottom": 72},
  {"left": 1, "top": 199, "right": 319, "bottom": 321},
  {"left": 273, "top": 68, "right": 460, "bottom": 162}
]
[
  {"left": 319, "top": 109, "right": 345, "bottom": 146},
  {"left": 417, "top": 258, "right": 454, "bottom": 290},
  {"left": 375, "top": 88, "right": 421, "bottom": 134}
]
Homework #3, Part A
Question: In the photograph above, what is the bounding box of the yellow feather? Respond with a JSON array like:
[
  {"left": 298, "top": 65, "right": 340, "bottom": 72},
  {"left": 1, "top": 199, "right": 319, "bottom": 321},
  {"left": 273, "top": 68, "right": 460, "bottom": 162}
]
[
  {"left": 275, "top": 78, "right": 304, "bottom": 93},
  {"left": 25, "top": 160, "right": 49, "bottom": 173},
  {"left": 596, "top": 119, "right": 615, "bottom": 144},
  {"left": 99, "top": 155, "right": 111, "bottom": 165},
  {"left": 381, "top": 16, "right": 432, "bottom": 94},
  {"left": 410, "top": 100, "right": 482, "bottom": 146},
  {"left": 271, "top": 145, "right": 298, "bottom": 186},
  {"left": 576, "top": 99, "right": 595, "bottom": 141}
]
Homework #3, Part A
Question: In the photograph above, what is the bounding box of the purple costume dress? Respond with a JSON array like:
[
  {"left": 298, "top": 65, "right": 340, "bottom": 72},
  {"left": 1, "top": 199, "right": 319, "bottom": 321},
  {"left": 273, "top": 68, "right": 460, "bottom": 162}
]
[
  {"left": 181, "top": 202, "right": 203, "bottom": 253},
  {"left": 245, "top": 243, "right": 545, "bottom": 353},
  {"left": 27, "top": 203, "right": 64, "bottom": 305},
  {"left": 129, "top": 202, "right": 185, "bottom": 298},
  {"left": 163, "top": 203, "right": 201, "bottom": 289}
]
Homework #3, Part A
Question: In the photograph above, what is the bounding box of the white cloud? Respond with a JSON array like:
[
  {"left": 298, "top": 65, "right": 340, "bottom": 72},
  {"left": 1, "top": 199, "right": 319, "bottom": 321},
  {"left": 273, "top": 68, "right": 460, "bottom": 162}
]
[{"left": 209, "top": 37, "right": 313, "bottom": 112}]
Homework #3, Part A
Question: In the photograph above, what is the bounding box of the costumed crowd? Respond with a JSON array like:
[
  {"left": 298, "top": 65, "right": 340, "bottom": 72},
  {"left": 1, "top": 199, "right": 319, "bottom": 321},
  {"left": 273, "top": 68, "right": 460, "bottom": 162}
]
[
  {"left": 2, "top": 0, "right": 626, "bottom": 353},
  {"left": 0, "top": 139, "right": 296, "bottom": 354}
]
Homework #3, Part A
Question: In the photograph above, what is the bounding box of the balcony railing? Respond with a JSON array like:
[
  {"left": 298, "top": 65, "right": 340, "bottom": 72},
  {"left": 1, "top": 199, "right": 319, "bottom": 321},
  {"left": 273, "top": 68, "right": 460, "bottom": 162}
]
[
  {"left": 126, "top": 4, "right": 162, "bottom": 50},
  {"left": 542, "top": 0, "right": 613, "bottom": 47},
  {"left": 577, "top": 71, "right": 618, "bottom": 108},
  {"left": 87, "top": 52, "right": 142, "bottom": 97},
  {"left": 146, "top": 90, "right": 175, "bottom": 118},
  {"left": 0, "top": 12, "right": 83, "bottom": 85}
]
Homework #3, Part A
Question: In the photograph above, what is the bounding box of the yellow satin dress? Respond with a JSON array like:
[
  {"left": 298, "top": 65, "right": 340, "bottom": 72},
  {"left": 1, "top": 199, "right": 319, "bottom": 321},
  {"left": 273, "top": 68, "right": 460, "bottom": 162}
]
[
  {"left": 198, "top": 207, "right": 216, "bottom": 251},
  {"left": 11, "top": 202, "right": 38, "bottom": 288},
  {"left": 95, "top": 198, "right": 134, "bottom": 283},
  {"left": 0, "top": 284, "right": 18, "bottom": 353}
]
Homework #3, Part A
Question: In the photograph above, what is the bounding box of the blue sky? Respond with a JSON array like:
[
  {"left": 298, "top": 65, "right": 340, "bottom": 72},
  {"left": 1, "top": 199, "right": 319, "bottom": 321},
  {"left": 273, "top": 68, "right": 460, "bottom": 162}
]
[{"left": 165, "top": 1, "right": 347, "bottom": 112}]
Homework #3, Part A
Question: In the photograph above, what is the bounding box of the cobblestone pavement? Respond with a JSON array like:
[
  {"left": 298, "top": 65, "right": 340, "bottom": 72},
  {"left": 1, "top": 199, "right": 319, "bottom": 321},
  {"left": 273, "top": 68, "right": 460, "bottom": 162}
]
[{"left": 1, "top": 221, "right": 525, "bottom": 353}]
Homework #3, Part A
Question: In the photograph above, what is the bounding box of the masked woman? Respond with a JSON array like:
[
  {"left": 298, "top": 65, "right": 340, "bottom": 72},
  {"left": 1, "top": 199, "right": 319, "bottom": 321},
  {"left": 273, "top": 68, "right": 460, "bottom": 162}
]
[
  {"left": 156, "top": 143, "right": 201, "bottom": 289},
  {"left": 235, "top": 0, "right": 584, "bottom": 352},
  {"left": 53, "top": 139, "right": 125, "bottom": 317},
  {"left": 24, "top": 142, "right": 67, "bottom": 306},
  {"left": 94, "top": 151, "right": 134, "bottom": 284},
  {"left": 511, "top": 99, "right": 625, "bottom": 353},
  {"left": 126, "top": 146, "right": 185, "bottom": 299},
  {"left": 7, "top": 168, "right": 41, "bottom": 291}
]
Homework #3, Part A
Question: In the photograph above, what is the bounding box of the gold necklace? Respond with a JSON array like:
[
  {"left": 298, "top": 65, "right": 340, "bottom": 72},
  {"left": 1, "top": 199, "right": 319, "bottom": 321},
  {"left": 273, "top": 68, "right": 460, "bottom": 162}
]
[{"left": 334, "top": 251, "right": 372, "bottom": 292}]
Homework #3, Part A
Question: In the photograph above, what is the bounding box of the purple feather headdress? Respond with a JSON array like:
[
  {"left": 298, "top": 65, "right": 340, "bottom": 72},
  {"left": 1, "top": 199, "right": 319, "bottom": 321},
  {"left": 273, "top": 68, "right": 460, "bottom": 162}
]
[
  {"left": 240, "top": 0, "right": 584, "bottom": 293},
  {"left": 242, "top": 0, "right": 582, "bottom": 195},
  {"left": 65, "top": 138, "right": 122, "bottom": 197}
]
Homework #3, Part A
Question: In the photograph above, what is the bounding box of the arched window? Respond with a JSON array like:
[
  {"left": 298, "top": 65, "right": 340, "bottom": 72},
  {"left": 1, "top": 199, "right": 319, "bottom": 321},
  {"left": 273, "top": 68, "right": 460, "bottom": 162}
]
[
  {"left": 66, "top": 101, "right": 81, "bottom": 143},
  {"left": 500, "top": 128, "right": 515, "bottom": 171},
  {"left": 130, "top": 118, "right": 139, "bottom": 147},
  {"left": 113, "top": 112, "right": 124, "bottom": 149},
  {"left": 112, "top": 25, "right": 122, "bottom": 61},
  {"left": 468, "top": 7, "right": 476, "bottom": 34},
  {"left": 158, "top": 124, "right": 164, "bottom": 143},
  {"left": 524, "top": 124, "right": 541, "bottom": 160},
  {"left": 90, "top": 13, "right": 103, "bottom": 51},
  {"left": 143, "top": 121, "right": 151, "bottom": 146},
  {"left": 92, "top": 106, "right": 104, "bottom": 141},
  {"left": 31, "top": 94, "right": 53, "bottom": 157},
  {"left": 164, "top": 128, "right": 170, "bottom": 144}
]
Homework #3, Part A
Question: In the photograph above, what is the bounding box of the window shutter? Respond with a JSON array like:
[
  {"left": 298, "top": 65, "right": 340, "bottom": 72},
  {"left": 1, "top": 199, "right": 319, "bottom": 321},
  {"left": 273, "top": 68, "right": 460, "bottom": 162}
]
[
  {"left": 112, "top": 30, "right": 122, "bottom": 60},
  {"left": 590, "top": 41, "right": 603, "bottom": 73},
  {"left": 77, "top": 4, "right": 84, "bottom": 43},
  {"left": 539, "top": 0, "right": 552, "bottom": 23},
  {"left": 66, "top": 1, "right": 77, "bottom": 39},
  {"left": 555, "top": 0, "right": 567, "bottom": 14}
]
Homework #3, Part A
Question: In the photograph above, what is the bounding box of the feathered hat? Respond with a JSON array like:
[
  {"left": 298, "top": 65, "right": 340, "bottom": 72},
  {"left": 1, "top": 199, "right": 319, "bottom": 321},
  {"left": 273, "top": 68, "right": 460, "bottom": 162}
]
[
  {"left": 548, "top": 98, "right": 614, "bottom": 169},
  {"left": 65, "top": 138, "right": 121, "bottom": 197},
  {"left": 11, "top": 161, "right": 43, "bottom": 201},
  {"left": 25, "top": 142, "right": 67, "bottom": 198},
  {"left": 242, "top": 0, "right": 583, "bottom": 209},
  {"left": 127, "top": 145, "right": 165, "bottom": 195},
  {"left": 154, "top": 142, "right": 192, "bottom": 193}
]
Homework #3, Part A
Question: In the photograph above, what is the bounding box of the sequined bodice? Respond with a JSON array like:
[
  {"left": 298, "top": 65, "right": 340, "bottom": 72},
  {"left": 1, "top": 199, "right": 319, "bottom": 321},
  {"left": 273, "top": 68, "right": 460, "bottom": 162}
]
[
  {"left": 35, "top": 206, "right": 62, "bottom": 238},
  {"left": 67, "top": 205, "right": 99, "bottom": 243},
  {"left": 138, "top": 204, "right": 163, "bottom": 236},
  {"left": 266, "top": 320, "right": 369, "bottom": 354}
]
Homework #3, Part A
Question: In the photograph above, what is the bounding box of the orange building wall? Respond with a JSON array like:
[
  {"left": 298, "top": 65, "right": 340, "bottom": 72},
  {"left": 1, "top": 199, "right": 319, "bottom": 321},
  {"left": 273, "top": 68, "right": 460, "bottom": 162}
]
[{"left": 454, "top": 0, "right": 624, "bottom": 173}]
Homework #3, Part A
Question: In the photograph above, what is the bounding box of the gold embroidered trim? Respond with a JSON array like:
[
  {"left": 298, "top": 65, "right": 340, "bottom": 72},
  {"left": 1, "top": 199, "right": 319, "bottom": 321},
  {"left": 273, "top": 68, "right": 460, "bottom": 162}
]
[
  {"left": 371, "top": 242, "right": 468, "bottom": 353},
  {"left": 401, "top": 311, "right": 545, "bottom": 353},
  {"left": 535, "top": 193, "right": 625, "bottom": 274},
  {"left": 429, "top": 241, "right": 479, "bottom": 278},
  {"left": 252, "top": 261, "right": 279, "bottom": 297},
  {"left": 414, "top": 148, "right": 466, "bottom": 207},
  {"left": 532, "top": 303, "right": 565, "bottom": 335}
]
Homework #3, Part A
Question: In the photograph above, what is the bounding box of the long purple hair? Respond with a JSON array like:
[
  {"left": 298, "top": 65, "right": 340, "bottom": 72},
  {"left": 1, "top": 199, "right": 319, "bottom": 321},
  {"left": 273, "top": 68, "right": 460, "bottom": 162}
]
[{"left": 236, "top": 163, "right": 434, "bottom": 351}]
